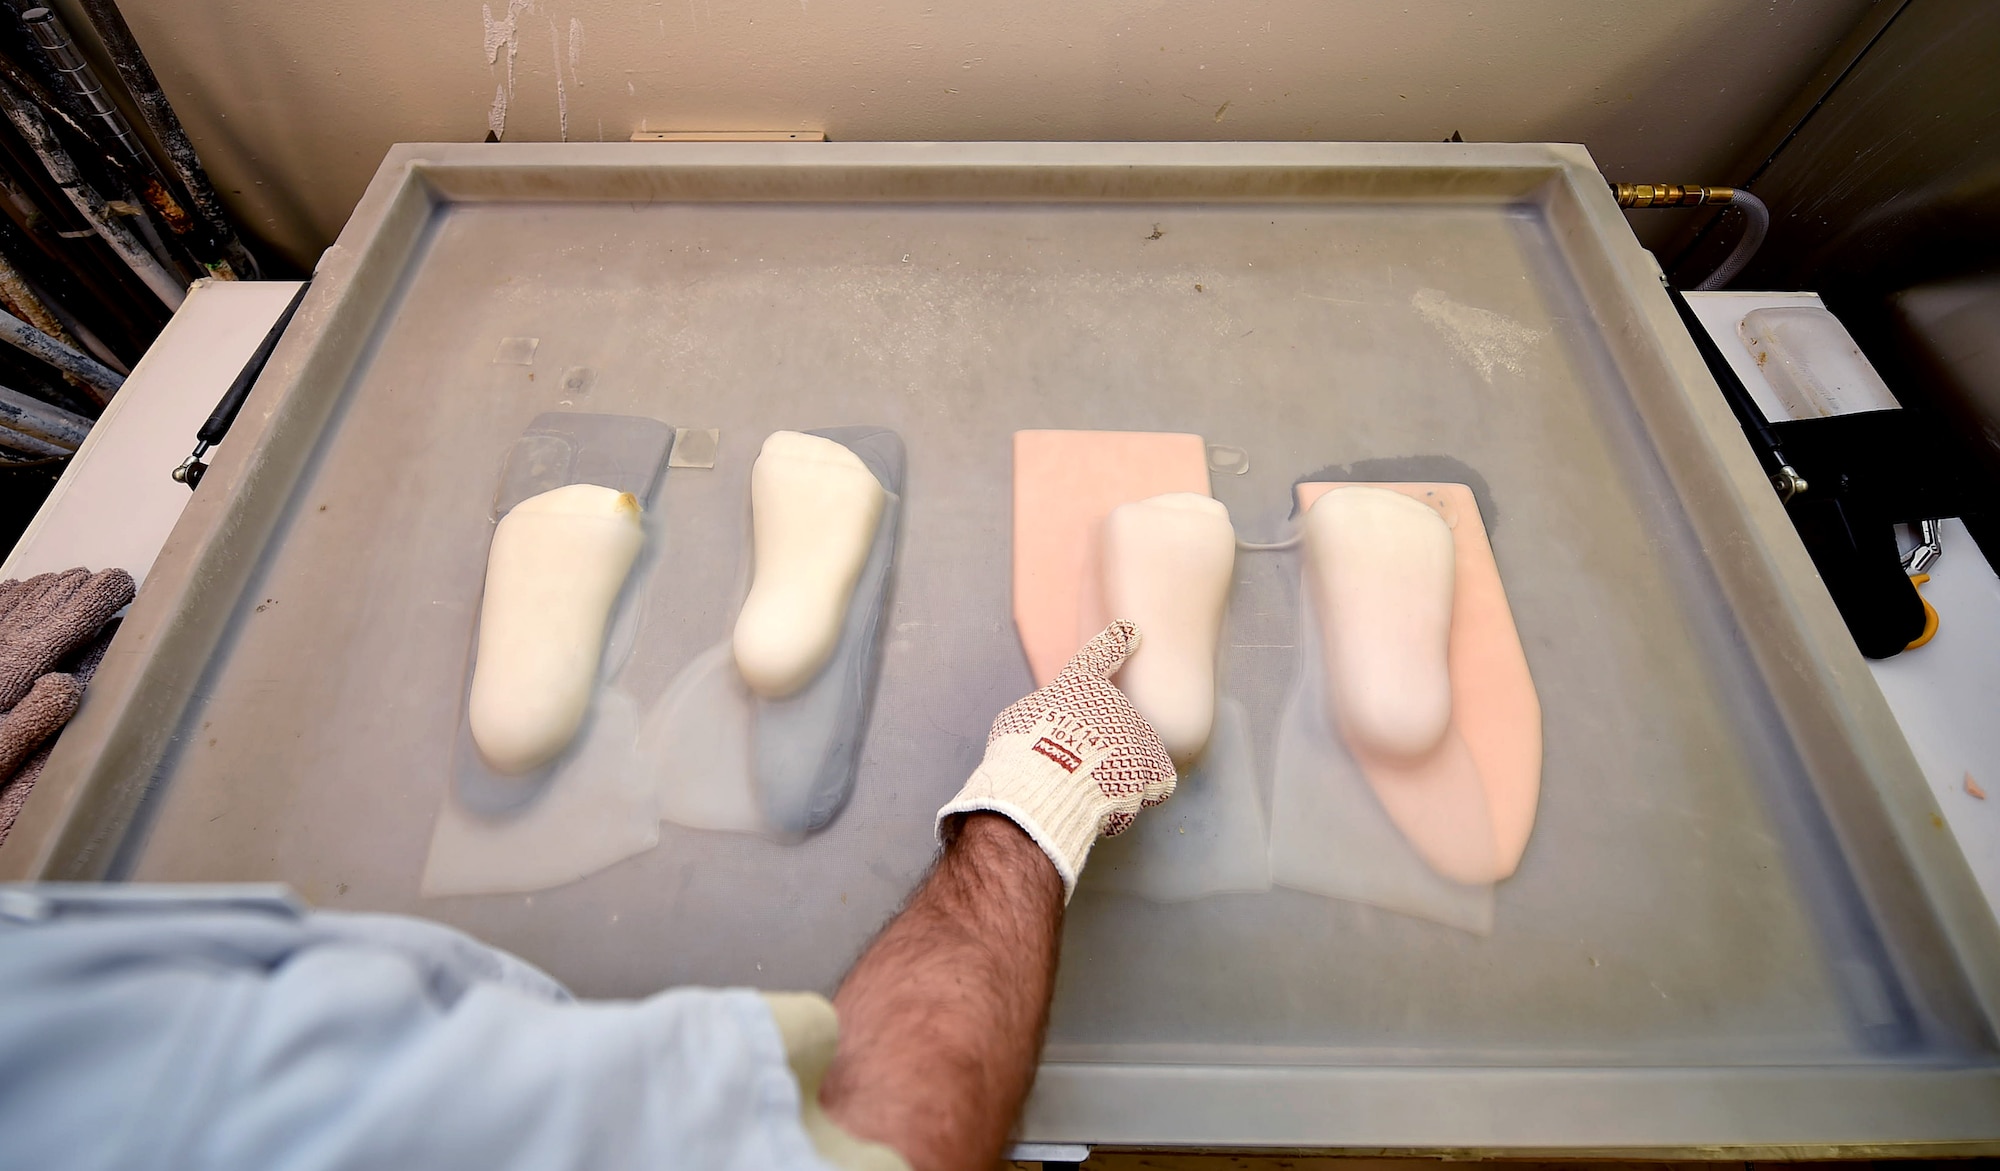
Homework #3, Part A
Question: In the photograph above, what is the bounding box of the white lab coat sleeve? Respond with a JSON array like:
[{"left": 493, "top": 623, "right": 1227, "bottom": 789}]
[{"left": 0, "top": 886, "right": 839, "bottom": 1171}]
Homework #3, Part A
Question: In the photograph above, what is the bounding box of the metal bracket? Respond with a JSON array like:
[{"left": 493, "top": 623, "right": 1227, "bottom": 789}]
[
  {"left": 1902, "top": 518, "right": 1943, "bottom": 574},
  {"left": 171, "top": 442, "right": 209, "bottom": 489}
]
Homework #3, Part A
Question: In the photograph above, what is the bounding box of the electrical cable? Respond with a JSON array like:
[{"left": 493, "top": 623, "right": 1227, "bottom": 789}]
[
  {"left": 0, "top": 73, "right": 181, "bottom": 308},
  {"left": 0, "top": 379, "right": 85, "bottom": 452},
  {"left": 0, "top": 303, "right": 121, "bottom": 400},
  {"left": 69, "top": 0, "right": 259, "bottom": 279},
  {"left": 18, "top": 7, "right": 210, "bottom": 280}
]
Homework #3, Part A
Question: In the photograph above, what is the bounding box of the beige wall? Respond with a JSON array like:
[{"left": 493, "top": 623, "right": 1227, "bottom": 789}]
[{"left": 71, "top": 0, "right": 1872, "bottom": 269}]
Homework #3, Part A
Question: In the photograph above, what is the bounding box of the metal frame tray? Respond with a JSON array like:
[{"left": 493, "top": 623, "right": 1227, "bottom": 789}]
[{"left": 4, "top": 142, "right": 1996, "bottom": 1153}]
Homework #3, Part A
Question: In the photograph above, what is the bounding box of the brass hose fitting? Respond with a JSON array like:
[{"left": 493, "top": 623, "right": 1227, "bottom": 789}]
[{"left": 1610, "top": 182, "right": 1740, "bottom": 208}]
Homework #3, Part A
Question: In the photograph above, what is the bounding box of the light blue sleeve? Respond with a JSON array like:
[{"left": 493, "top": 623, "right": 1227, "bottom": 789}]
[{"left": 0, "top": 885, "right": 838, "bottom": 1171}]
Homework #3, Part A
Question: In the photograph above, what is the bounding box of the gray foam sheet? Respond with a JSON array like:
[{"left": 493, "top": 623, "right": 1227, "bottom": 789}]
[
  {"left": 453, "top": 413, "right": 672, "bottom": 814},
  {"left": 753, "top": 426, "right": 906, "bottom": 834}
]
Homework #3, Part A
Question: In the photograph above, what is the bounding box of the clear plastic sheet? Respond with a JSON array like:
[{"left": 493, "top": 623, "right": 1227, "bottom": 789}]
[
  {"left": 1266, "top": 598, "right": 1495, "bottom": 933},
  {"left": 424, "top": 423, "right": 904, "bottom": 895},
  {"left": 751, "top": 427, "right": 906, "bottom": 834},
  {"left": 1059, "top": 460, "right": 1511, "bottom": 928},
  {"left": 422, "top": 413, "right": 672, "bottom": 896},
  {"left": 1085, "top": 697, "right": 1271, "bottom": 902}
]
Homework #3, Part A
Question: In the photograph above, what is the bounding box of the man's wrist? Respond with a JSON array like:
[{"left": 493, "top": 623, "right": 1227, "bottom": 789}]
[
  {"left": 936, "top": 741, "right": 1115, "bottom": 902},
  {"left": 940, "top": 810, "right": 1034, "bottom": 851},
  {"left": 939, "top": 812, "right": 1063, "bottom": 905}
]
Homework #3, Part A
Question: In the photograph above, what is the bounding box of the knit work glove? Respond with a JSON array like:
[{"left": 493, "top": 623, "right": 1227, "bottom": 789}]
[
  {"left": 937, "top": 620, "right": 1177, "bottom": 900},
  {"left": 0, "top": 568, "right": 133, "bottom": 848},
  {"left": 0, "top": 568, "right": 132, "bottom": 708}
]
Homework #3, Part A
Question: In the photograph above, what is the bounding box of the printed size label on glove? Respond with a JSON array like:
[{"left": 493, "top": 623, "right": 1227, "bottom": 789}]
[{"left": 1031, "top": 737, "right": 1083, "bottom": 773}]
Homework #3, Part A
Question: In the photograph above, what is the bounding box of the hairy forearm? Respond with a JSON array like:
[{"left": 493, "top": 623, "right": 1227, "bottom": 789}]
[{"left": 820, "top": 812, "right": 1064, "bottom": 1171}]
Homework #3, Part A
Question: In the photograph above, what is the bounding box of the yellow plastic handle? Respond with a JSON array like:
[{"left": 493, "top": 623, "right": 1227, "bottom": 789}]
[{"left": 1905, "top": 573, "right": 1940, "bottom": 651}]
